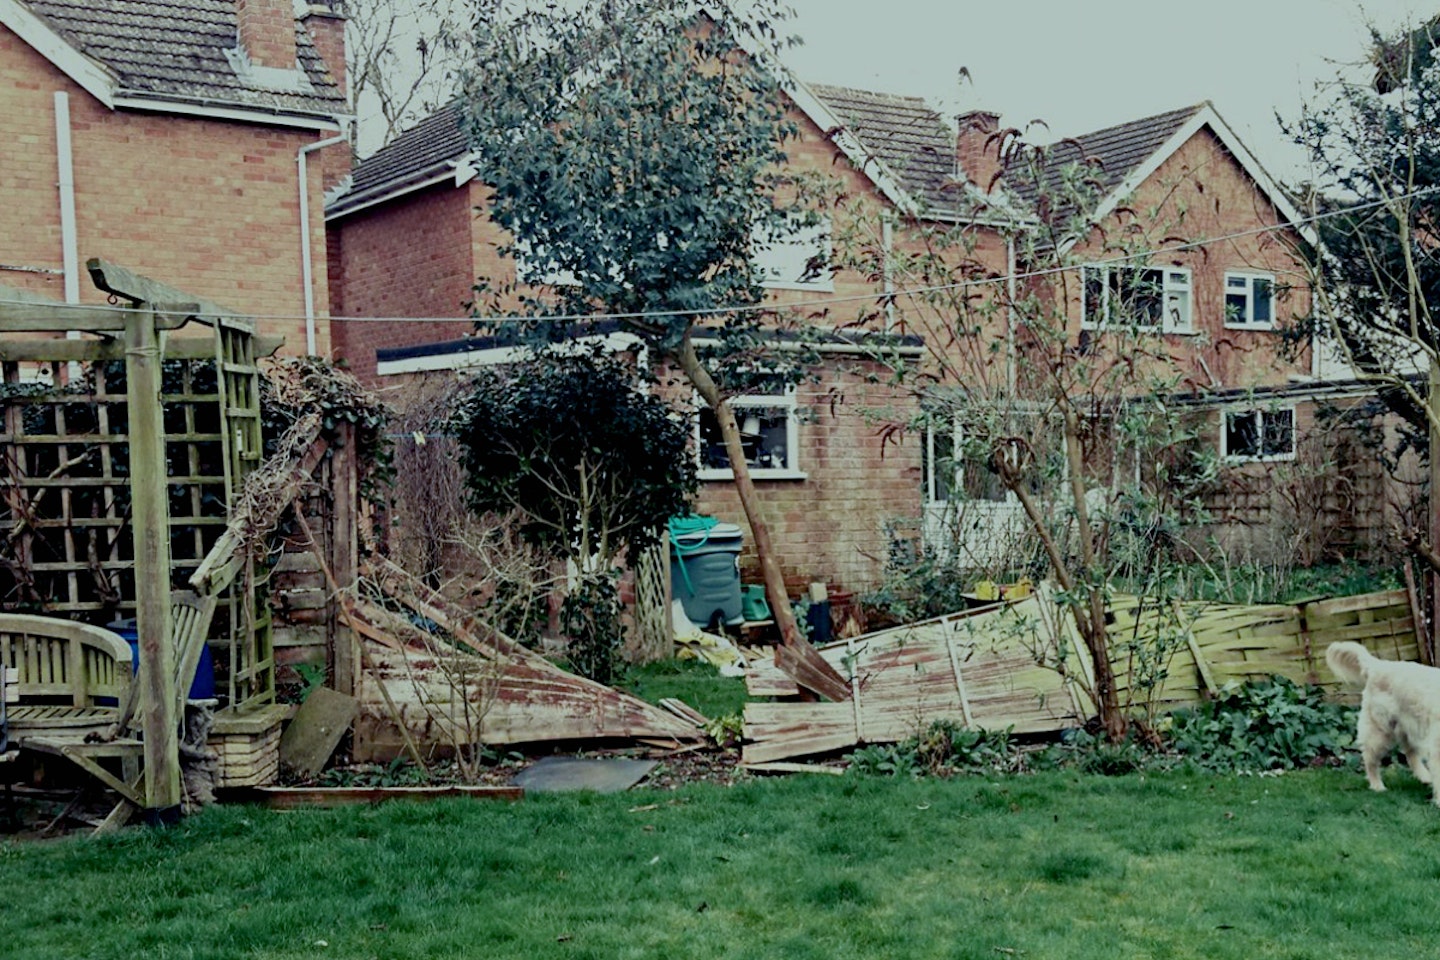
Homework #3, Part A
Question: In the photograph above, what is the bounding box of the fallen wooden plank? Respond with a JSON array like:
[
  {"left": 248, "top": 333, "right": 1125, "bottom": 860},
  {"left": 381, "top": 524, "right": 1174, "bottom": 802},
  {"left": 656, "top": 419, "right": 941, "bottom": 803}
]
[
  {"left": 741, "top": 761, "right": 846, "bottom": 776},
  {"left": 232, "top": 785, "right": 525, "bottom": 809},
  {"left": 774, "top": 640, "right": 851, "bottom": 702},
  {"left": 658, "top": 698, "right": 710, "bottom": 728}
]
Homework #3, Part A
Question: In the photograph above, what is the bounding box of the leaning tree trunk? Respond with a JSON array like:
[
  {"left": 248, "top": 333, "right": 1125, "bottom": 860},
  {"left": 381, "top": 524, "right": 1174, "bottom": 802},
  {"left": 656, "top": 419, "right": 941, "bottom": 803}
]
[{"left": 676, "top": 331, "right": 805, "bottom": 649}]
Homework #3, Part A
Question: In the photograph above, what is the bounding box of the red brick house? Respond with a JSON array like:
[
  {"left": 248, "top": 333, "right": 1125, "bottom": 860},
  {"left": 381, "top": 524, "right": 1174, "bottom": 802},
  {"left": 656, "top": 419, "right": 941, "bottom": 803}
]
[
  {"left": 326, "top": 78, "right": 1018, "bottom": 595},
  {"left": 326, "top": 80, "right": 1335, "bottom": 587},
  {"left": 0, "top": 0, "right": 349, "bottom": 352},
  {"left": 914, "top": 101, "right": 1331, "bottom": 565}
]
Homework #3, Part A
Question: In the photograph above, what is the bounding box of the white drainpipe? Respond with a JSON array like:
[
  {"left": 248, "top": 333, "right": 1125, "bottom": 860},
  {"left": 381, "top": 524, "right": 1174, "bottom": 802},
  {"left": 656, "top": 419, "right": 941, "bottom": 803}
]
[
  {"left": 882, "top": 215, "right": 895, "bottom": 332},
  {"left": 1006, "top": 236, "right": 1017, "bottom": 397},
  {"left": 55, "top": 92, "right": 79, "bottom": 305},
  {"left": 297, "top": 127, "right": 349, "bottom": 355}
]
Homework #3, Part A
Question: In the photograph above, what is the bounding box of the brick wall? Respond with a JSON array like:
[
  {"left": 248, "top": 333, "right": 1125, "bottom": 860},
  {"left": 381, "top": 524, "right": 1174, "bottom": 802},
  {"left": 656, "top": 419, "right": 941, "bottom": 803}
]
[
  {"left": 237, "top": 0, "right": 298, "bottom": 68},
  {"left": 690, "top": 359, "right": 922, "bottom": 596},
  {"left": 328, "top": 181, "right": 483, "bottom": 379},
  {"left": 1065, "top": 127, "right": 1313, "bottom": 390},
  {"left": 0, "top": 24, "right": 336, "bottom": 353}
]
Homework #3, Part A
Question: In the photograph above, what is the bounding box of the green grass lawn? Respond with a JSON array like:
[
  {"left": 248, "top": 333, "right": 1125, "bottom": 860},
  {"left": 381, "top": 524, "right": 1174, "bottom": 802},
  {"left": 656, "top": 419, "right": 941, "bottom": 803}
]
[
  {"left": 620, "top": 658, "right": 749, "bottom": 719},
  {"left": 5, "top": 767, "right": 1440, "bottom": 959}
]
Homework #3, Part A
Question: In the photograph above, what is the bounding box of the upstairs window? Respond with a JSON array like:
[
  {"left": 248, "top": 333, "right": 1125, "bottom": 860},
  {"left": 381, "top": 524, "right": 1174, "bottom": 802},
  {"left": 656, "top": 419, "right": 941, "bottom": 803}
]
[
  {"left": 1082, "top": 265, "right": 1192, "bottom": 333},
  {"left": 1224, "top": 272, "right": 1275, "bottom": 329},
  {"left": 1222, "top": 406, "right": 1295, "bottom": 462},
  {"left": 754, "top": 219, "right": 833, "bottom": 292}
]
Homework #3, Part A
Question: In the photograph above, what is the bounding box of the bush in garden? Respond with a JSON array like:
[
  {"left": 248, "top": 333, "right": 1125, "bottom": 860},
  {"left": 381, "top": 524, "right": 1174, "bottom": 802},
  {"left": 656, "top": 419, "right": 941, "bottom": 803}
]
[{"left": 450, "top": 350, "right": 695, "bottom": 682}]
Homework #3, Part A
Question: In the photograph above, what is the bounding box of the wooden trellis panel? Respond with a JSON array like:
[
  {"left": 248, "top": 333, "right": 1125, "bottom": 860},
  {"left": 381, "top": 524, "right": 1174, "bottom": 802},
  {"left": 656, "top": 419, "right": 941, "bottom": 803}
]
[
  {"left": 631, "top": 535, "right": 672, "bottom": 663},
  {"left": 215, "top": 322, "right": 274, "bottom": 711},
  {"left": 0, "top": 321, "right": 274, "bottom": 711}
]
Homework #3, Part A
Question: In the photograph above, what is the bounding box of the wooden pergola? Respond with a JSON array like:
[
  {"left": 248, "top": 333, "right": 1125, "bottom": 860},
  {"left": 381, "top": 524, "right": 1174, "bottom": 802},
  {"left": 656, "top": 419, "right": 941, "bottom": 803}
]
[{"left": 0, "top": 259, "right": 279, "bottom": 816}]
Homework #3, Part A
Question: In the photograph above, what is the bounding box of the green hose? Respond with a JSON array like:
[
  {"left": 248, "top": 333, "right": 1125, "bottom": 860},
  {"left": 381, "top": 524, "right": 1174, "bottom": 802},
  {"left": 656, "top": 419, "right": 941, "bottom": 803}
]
[{"left": 668, "top": 514, "right": 720, "bottom": 597}]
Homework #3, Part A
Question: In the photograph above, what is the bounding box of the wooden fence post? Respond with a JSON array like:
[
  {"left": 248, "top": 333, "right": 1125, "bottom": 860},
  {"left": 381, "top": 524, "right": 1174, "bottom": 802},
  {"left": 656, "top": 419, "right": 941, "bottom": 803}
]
[
  {"left": 125, "top": 307, "right": 180, "bottom": 815},
  {"left": 330, "top": 423, "right": 358, "bottom": 697}
]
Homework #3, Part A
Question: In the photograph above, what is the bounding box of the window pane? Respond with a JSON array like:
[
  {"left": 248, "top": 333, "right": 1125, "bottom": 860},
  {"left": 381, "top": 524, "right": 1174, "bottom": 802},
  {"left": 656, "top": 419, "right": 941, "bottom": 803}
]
[
  {"left": 1130, "top": 268, "right": 1162, "bottom": 326},
  {"left": 700, "top": 405, "right": 792, "bottom": 471},
  {"left": 1252, "top": 277, "right": 1273, "bottom": 324},
  {"left": 961, "top": 452, "right": 1007, "bottom": 502},
  {"left": 1226, "top": 411, "right": 1261, "bottom": 457},
  {"left": 1225, "top": 291, "right": 1248, "bottom": 325},
  {"left": 755, "top": 220, "right": 830, "bottom": 287},
  {"left": 1165, "top": 288, "right": 1191, "bottom": 331},
  {"left": 1083, "top": 267, "right": 1105, "bottom": 325},
  {"left": 740, "top": 406, "right": 790, "bottom": 470},
  {"left": 1262, "top": 409, "right": 1294, "bottom": 457},
  {"left": 698, "top": 408, "right": 730, "bottom": 469},
  {"left": 1227, "top": 275, "right": 1247, "bottom": 289}
]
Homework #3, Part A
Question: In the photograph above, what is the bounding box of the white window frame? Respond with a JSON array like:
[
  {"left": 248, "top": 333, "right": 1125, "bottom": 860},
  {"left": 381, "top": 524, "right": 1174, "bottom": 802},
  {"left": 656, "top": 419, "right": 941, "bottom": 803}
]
[
  {"left": 924, "top": 419, "right": 962, "bottom": 506},
  {"left": 754, "top": 218, "right": 833, "bottom": 292},
  {"left": 924, "top": 413, "right": 1059, "bottom": 505},
  {"left": 696, "top": 385, "right": 805, "bottom": 481},
  {"left": 1223, "top": 271, "right": 1276, "bottom": 330},
  {"left": 1220, "top": 405, "right": 1296, "bottom": 463},
  {"left": 1081, "top": 264, "right": 1193, "bottom": 334}
]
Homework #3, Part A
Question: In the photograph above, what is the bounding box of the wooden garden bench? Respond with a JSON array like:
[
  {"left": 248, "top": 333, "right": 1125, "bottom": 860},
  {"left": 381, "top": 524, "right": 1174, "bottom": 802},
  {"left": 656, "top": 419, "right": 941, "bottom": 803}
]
[
  {"left": 1, "top": 591, "right": 218, "bottom": 811},
  {"left": 0, "top": 614, "right": 133, "bottom": 739}
]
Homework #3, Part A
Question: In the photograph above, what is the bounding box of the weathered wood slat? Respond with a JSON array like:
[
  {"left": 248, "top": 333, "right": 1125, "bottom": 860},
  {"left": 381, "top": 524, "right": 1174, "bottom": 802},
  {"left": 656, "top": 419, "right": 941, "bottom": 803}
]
[{"left": 742, "top": 587, "right": 1426, "bottom": 765}]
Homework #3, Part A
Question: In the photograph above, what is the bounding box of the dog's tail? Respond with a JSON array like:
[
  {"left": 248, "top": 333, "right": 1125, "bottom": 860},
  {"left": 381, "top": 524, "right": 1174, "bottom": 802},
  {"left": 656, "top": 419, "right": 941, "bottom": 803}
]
[{"left": 1325, "top": 641, "right": 1375, "bottom": 686}]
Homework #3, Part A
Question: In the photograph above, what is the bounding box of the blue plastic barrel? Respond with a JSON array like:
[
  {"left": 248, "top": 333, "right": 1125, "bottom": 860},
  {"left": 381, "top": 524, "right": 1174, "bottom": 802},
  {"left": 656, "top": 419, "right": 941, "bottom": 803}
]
[{"left": 107, "top": 619, "right": 216, "bottom": 700}]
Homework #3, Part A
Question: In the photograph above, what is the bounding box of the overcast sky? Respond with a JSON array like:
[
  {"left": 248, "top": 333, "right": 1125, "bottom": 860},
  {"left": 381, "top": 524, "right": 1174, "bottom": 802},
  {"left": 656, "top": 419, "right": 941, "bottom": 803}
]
[{"left": 777, "top": 0, "right": 1435, "bottom": 184}]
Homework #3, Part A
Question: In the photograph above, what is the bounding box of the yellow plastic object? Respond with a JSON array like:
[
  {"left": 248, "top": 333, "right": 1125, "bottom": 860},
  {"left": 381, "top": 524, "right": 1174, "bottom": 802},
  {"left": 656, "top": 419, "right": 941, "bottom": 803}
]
[{"left": 1004, "top": 577, "right": 1034, "bottom": 600}]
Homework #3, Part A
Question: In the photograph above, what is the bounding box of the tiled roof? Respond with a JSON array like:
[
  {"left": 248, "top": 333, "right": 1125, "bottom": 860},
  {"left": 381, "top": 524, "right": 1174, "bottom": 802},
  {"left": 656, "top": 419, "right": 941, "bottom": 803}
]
[
  {"left": 1004, "top": 103, "right": 1205, "bottom": 218},
  {"left": 342, "top": 101, "right": 468, "bottom": 207},
  {"left": 806, "top": 83, "right": 973, "bottom": 216},
  {"left": 20, "top": 0, "right": 346, "bottom": 119},
  {"left": 332, "top": 83, "right": 986, "bottom": 219}
]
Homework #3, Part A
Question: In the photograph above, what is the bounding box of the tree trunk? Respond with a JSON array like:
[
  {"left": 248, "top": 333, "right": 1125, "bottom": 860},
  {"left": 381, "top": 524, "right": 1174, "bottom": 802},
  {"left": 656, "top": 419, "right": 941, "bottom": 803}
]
[
  {"left": 675, "top": 331, "right": 849, "bottom": 701},
  {"left": 676, "top": 333, "right": 801, "bottom": 646}
]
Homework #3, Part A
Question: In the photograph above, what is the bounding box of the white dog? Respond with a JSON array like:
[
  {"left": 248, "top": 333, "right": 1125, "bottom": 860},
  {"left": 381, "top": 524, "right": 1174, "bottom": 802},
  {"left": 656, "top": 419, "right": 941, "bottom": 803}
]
[{"left": 1327, "top": 641, "right": 1440, "bottom": 805}]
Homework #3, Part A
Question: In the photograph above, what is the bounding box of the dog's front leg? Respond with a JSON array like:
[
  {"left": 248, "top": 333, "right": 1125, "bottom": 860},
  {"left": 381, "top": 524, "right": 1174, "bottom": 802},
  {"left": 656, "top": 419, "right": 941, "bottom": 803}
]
[{"left": 1358, "top": 710, "right": 1388, "bottom": 792}]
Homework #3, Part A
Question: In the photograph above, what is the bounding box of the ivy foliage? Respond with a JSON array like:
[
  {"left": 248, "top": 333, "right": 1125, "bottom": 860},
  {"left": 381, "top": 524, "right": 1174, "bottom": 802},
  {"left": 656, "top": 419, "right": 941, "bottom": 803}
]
[
  {"left": 449, "top": 350, "right": 696, "bottom": 563},
  {"left": 1167, "top": 676, "right": 1357, "bottom": 773},
  {"left": 259, "top": 356, "right": 394, "bottom": 505}
]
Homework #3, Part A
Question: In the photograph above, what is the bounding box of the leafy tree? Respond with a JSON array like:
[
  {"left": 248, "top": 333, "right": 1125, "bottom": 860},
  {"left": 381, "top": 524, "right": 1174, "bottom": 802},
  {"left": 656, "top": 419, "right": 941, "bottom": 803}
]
[
  {"left": 450, "top": 351, "right": 696, "bottom": 682},
  {"left": 1294, "top": 18, "right": 1440, "bottom": 436},
  {"left": 1292, "top": 17, "right": 1440, "bottom": 586},
  {"left": 457, "top": 0, "right": 833, "bottom": 655},
  {"left": 832, "top": 127, "right": 1220, "bottom": 741}
]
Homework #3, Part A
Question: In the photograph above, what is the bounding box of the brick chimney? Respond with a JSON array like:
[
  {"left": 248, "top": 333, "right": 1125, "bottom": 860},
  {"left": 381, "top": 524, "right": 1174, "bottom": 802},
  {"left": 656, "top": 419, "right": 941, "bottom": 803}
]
[
  {"left": 302, "top": 3, "right": 347, "bottom": 98},
  {"left": 956, "top": 110, "right": 1002, "bottom": 192},
  {"left": 237, "top": 0, "right": 298, "bottom": 70}
]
